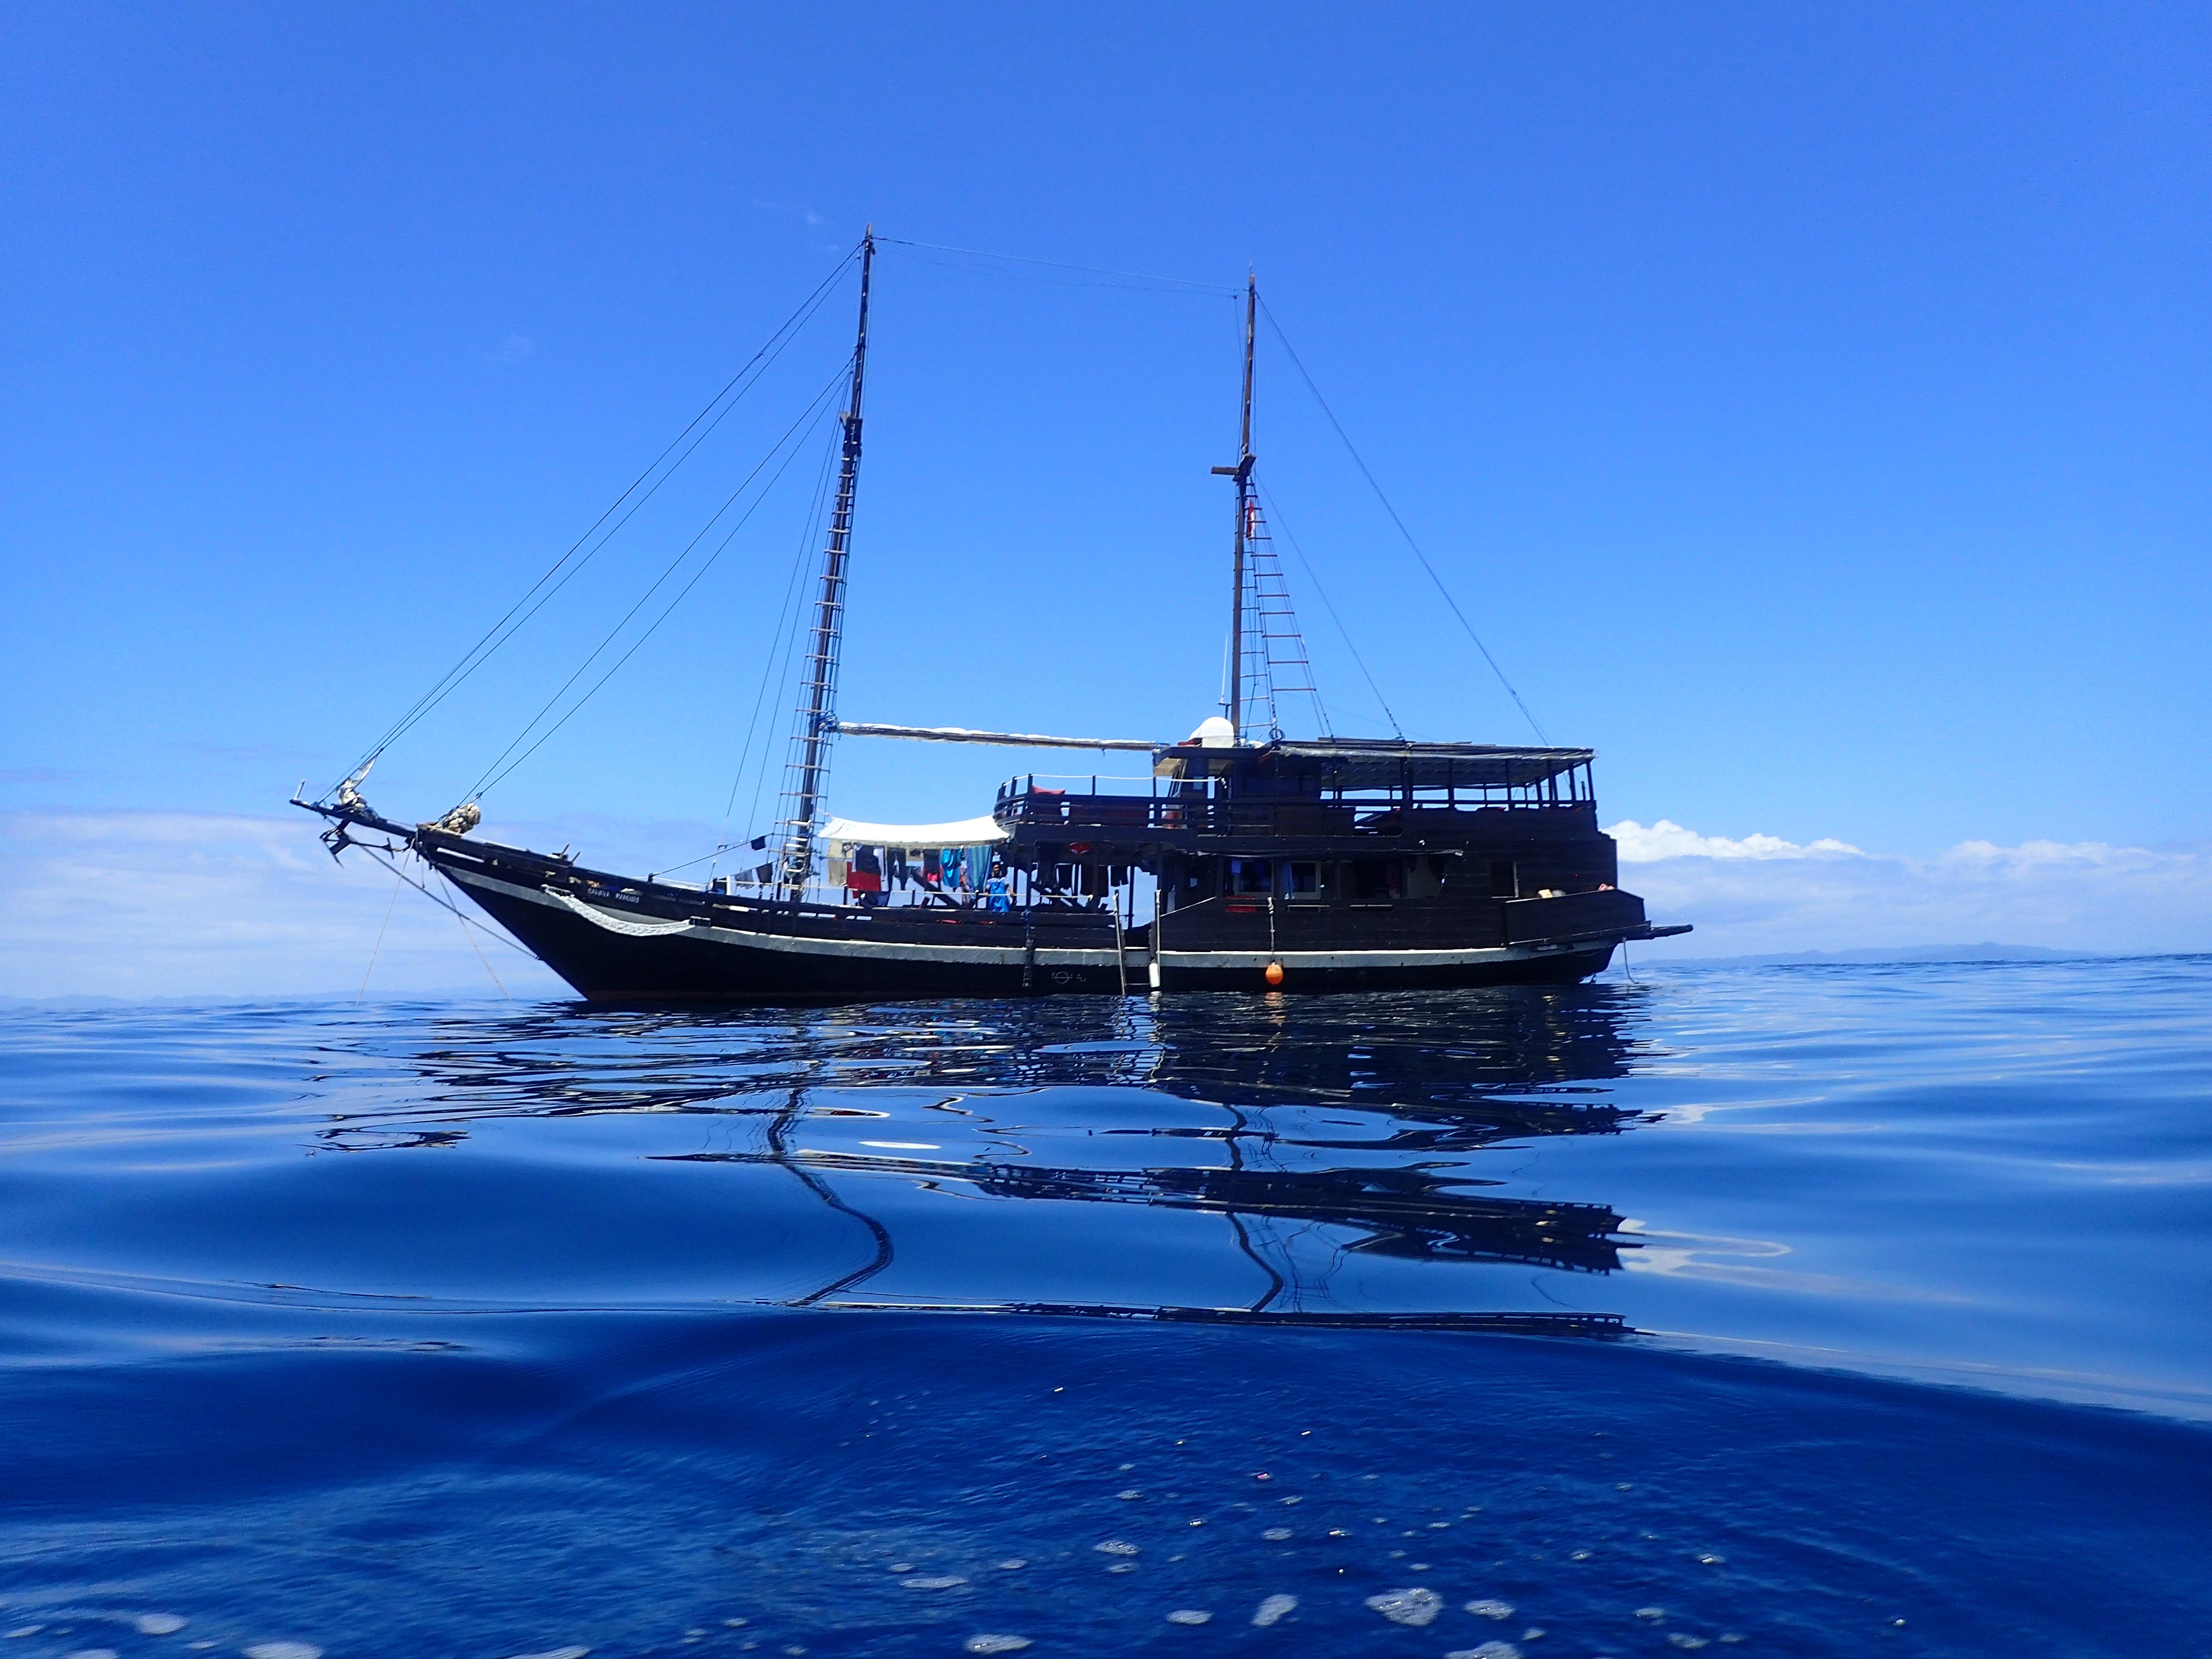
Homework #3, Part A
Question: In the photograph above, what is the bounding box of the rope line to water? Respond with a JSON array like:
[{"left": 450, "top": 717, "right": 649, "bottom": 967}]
[
  {"left": 358, "top": 863, "right": 404, "bottom": 1001},
  {"left": 362, "top": 846, "right": 535, "bottom": 958}
]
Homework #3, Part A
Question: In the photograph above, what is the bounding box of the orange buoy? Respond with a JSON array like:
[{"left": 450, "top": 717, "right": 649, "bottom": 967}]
[{"left": 1264, "top": 961, "right": 1285, "bottom": 987}]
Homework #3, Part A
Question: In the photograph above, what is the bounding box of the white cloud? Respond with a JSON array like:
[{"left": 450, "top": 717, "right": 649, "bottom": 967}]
[
  {"left": 4, "top": 808, "right": 2204, "bottom": 998},
  {"left": 1611, "top": 819, "right": 2212, "bottom": 958},
  {"left": 0, "top": 808, "right": 566, "bottom": 1000},
  {"left": 1611, "top": 819, "right": 1864, "bottom": 862}
]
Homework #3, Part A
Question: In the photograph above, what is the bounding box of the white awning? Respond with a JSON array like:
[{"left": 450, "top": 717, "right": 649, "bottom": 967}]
[{"left": 821, "top": 814, "right": 1010, "bottom": 854}]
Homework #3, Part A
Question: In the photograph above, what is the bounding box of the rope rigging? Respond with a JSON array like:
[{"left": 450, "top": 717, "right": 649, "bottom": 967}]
[
  {"left": 332, "top": 242, "right": 863, "bottom": 794},
  {"left": 1255, "top": 480, "right": 1406, "bottom": 740},
  {"left": 876, "top": 237, "right": 1241, "bottom": 297},
  {"left": 1257, "top": 295, "right": 1548, "bottom": 744},
  {"left": 463, "top": 356, "right": 853, "bottom": 803}
]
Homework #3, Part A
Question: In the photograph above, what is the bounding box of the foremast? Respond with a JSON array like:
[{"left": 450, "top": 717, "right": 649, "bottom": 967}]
[{"left": 776, "top": 230, "right": 874, "bottom": 898}]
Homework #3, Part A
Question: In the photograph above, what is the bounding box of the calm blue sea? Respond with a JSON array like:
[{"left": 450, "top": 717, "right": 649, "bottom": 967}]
[{"left": 2, "top": 958, "right": 2209, "bottom": 1658}]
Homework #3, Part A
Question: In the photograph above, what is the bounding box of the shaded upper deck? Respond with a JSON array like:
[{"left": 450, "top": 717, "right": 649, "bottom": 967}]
[
  {"left": 995, "top": 737, "right": 1605, "bottom": 854},
  {"left": 1155, "top": 736, "right": 1596, "bottom": 797}
]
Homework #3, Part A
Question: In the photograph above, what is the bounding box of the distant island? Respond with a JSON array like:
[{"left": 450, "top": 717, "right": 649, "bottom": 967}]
[{"left": 1651, "top": 942, "right": 2098, "bottom": 968}]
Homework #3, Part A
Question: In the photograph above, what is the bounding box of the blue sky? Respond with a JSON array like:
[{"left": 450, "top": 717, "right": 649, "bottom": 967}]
[{"left": 3, "top": 4, "right": 2208, "bottom": 991}]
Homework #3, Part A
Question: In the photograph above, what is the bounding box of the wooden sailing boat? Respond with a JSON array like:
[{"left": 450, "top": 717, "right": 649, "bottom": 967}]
[{"left": 300, "top": 232, "right": 1689, "bottom": 1000}]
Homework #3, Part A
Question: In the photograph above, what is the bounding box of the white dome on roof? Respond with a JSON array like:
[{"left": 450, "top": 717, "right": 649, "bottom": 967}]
[{"left": 1186, "top": 715, "right": 1236, "bottom": 748}]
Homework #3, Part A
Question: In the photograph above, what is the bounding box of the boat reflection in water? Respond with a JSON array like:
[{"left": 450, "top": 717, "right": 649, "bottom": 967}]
[{"left": 328, "top": 984, "right": 1660, "bottom": 1336}]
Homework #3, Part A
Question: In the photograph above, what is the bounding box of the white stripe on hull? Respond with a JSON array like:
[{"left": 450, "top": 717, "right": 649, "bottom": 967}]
[{"left": 449, "top": 865, "right": 1613, "bottom": 976}]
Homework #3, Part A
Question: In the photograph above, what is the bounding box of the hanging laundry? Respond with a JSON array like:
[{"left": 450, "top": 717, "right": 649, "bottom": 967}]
[{"left": 849, "top": 845, "right": 883, "bottom": 893}]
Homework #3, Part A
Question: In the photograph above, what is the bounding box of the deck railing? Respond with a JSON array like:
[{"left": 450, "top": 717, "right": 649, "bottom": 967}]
[{"left": 994, "top": 787, "right": 1592, "bottom": 841}]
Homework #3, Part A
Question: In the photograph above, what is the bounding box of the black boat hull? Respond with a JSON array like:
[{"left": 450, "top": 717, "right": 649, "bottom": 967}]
[{"left": 445, "top": 858, "right": 1624, "bottom": 1003}]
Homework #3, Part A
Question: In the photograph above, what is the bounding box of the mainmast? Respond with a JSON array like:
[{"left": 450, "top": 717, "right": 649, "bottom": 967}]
[
  {"left": 776, "top": 229, "right": 874, "bottom": 897},
  {"left": 1213, "top": 274, "right": 1257, "bottom": 742}
]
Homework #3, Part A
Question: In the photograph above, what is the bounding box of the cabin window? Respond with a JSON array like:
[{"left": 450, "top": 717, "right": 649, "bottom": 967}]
[
  {"left": 1403, "top": 856, "right": 1445, "bottom": 900},
  {"left": 1285, "top": 861, "right": 1321, "bottom": 897},
  {"left": 1350, "top": 859, "right": 1398, "bottom": 901},
  {"left": 1228, "top": 857, "right": 1274, "bottom": 894},
  {"left": 1489, "top": 860, "right": 1518, "bottom": 899}
]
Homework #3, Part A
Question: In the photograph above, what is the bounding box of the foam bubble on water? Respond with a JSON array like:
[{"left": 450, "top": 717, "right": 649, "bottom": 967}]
[
  {"left": 5, "top": 1631, "right": 43, "bottom": 1641},
  {"left": 1262, "top": 1527, "right": 1292, "bottom": 1540},
  {"left": 1698, "top": 1553, "right": 1725, "bottom": 1565},
  {"left": 1250, "top": 1596, "right": 1297, "bottom": 1628},
  {"left": 1117, "top": 1490, "right": 1144, "bottom": 1501},
  {"left": 888, "top": 1562, "right": 915, "bottom": 1573},
  {"left": 1668, "top": 1637, "right": 1710, "bottom": 1651},
  {"left": 962, "top": 1638, "right": 1031, "bottom": 1655},
  {"left": 722, "top": 1620, "right": 749, "bottom": 1629},
  {"left": 134, "top": 1618, "right": 188, "bottom": 1638},
  {"left": 902, "top": 1576, "right": 967, "bottom": 1590},
  {"left": 1095, "top": 1540, "right": 1140, "bottom": 1555},
  {"left": 1327, "top": 1528, "right": 1351, "bottom": 1537},
  {"left": 187, "top": 1646, "right": 216, "bottom": 1652},
  {"left": 1569, "top": 1551, "right": 1592, "bottom": 1562},
  {"left": 1467, "top": 1599, "right": 1515, "bottom": 1620},
  {"left": 1165, "top": 1611, "right": 1211, "bottom": 1626},
  {"left": 65, "top": 1649, "right": 119, "bottom": 1659},
  {"left": 1443, "top": 1645, "right": 1521, "bottom": 1659},
  {"left": 996, "top": 1560, "right": 1026, "bottom": 1570},
  {"left": 1718, "top": 1635, "right": 1745, "bottom": 1645},
  {"left": 1364, "top": 1587, "right": 1442, "bottom": 1627},
  {"left": 244, "top": 1644, "right": 324, "bottom": 1659},
  {"left": 1281, "top": 1495, "right": 1302, "bottom": 1504},
  {"left": 507, "top": 1649, "right": 587, "bottom": 1659},
  {"left": 1522, "top": 1630, "right": 1545, "bottom": 1641},
  {"left": 1635, "top": 1608, "right": 1667, "bottom": 1623},
  {"left": 1616, "top": 1483, "right": 1634, "bottom": 1491},
  {"left": 1118, "top": 1463, "right": 1135, "bottom": 1472},
  {"left": 1106, "top": 1563, "right": 1137, "bottom": 1574}
]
